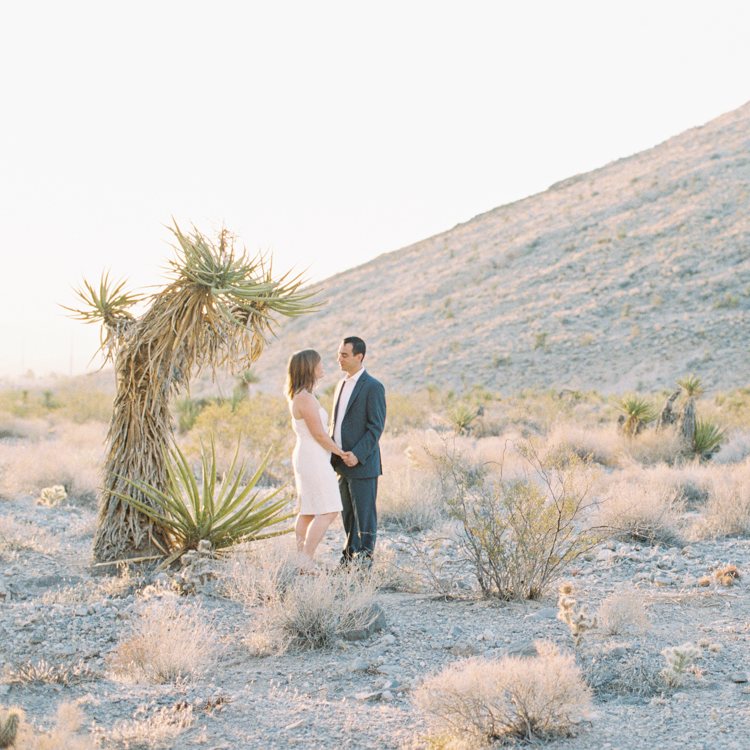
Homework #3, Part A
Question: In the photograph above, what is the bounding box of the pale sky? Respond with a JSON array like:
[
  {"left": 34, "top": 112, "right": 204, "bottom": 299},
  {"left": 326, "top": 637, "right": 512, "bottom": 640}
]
[{"left": 2, "top": 1, "right": 749, "bottom": 380}]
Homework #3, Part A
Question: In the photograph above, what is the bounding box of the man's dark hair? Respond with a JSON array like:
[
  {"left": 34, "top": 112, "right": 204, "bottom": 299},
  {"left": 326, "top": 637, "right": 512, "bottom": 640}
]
[{"left": 343, "top": 336, "right": 366, "bottom": 359}]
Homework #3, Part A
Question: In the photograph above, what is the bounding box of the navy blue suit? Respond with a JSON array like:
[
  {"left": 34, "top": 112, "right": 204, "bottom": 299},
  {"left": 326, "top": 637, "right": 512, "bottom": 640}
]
[{"left": 330, "top": 370, "right": 386, "bottom": 562}]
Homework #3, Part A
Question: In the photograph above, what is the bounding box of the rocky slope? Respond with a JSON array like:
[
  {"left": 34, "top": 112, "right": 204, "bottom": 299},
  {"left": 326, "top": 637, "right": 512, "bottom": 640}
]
[{"left": 250, "top": 102, "right": 750, "bottom": 397}]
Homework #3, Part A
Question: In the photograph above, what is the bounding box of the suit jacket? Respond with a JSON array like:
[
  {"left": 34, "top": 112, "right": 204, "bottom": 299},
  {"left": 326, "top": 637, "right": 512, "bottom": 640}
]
[{"left": 330, "top": 370, "right": 386, "bottom": 479}]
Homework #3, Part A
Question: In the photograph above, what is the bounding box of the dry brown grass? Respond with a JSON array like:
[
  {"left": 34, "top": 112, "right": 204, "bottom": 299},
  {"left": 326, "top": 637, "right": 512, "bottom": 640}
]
[
  {"left": 109, "top": 594, "right": 219, "bottom": 683},
  {"left": 596, "top": 476, "right": 685, "bottom": 546},
  {"left": 414, "top": 641, "right": 592, "bottom": 746},
  {"left": 0, "top": 420, "right": 104, "bottom": 504},
  {"left": 598, "top": 590, "right": 651, "bottom": 635},
  {"left": 223, "top": 541, "right": 380, "bottom": 652},
  {"left": 378, "top": 434, "right": 444, "bottom": 530},
  {"left": 97, "top": 702, "right": 195, "bottom": 749},
  {"left": 690, "top": 459, "right": 750, "bottom": 539},
  {"left": 0, "top": 516, "right": 59, "bottom": 556}
]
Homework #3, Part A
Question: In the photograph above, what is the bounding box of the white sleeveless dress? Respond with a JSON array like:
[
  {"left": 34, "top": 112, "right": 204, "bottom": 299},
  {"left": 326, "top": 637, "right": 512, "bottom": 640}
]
[{"left": 292, "top": 404, "right": 343, "bottom": 515}]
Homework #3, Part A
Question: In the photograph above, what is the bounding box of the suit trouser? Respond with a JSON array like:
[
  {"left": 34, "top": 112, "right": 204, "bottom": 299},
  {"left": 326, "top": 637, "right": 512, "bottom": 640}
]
[{"left": 337, "top": 475, "right": 378, "bottom": 561}]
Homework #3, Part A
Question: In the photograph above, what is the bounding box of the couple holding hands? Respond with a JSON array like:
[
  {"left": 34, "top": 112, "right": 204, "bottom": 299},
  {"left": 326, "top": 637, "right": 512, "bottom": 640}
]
[{"left": 285, "top": 336, "right": 386, "bottom": 572}]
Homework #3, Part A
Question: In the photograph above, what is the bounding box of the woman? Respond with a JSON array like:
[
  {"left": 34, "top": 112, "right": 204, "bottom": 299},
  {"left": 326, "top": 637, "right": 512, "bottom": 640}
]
[{"left": 285, "top": 349, "right": 345, "bottom": 571}]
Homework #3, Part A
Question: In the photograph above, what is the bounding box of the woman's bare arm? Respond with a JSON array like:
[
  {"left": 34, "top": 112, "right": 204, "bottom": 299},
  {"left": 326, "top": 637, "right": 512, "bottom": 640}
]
[{"left": 293, "top": 392, "right": 345, "bottom": 457}]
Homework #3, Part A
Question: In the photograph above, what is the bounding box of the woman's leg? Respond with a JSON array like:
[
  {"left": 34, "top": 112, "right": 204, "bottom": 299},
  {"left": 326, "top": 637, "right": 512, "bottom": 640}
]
[
  {"left": 295, "top": 514, "right": 314, "bottom": 554},
  {"left": 301, "top": 512, "right": 338, "bottom": 563}
]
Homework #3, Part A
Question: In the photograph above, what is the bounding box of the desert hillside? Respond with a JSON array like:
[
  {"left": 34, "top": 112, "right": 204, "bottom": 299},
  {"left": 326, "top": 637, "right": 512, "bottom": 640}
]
[{"left": 250, "top": 101, "right": 750, "bottom": 397}]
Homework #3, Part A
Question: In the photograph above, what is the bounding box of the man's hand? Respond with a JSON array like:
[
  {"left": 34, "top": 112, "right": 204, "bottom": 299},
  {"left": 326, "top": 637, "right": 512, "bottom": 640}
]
[{"left": 342, "top": 451, "right": 359, "bottom": 467}]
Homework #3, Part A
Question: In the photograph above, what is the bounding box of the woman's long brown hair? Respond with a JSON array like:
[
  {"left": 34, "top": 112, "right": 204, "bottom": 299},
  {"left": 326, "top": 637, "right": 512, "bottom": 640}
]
[{"left": 285, "top": 349, "right": 321, "bottom": 400}]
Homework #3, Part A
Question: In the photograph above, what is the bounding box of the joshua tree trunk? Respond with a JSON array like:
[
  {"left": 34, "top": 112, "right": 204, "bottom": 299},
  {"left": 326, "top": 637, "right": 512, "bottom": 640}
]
[
  {"left": 93, "top": 331, "right": 173, "bottom": 561},
  {"left": 679, "top": 398, "right": 696, "bottom": 448},
  {"left": 656, "top": 390, "right": 681, "bottom": 431}
]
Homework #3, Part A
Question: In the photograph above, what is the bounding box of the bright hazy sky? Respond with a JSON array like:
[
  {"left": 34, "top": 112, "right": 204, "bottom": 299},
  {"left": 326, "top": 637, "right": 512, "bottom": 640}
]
[{"left": 2, "top": 1, "right": 749, "bottom": 380}]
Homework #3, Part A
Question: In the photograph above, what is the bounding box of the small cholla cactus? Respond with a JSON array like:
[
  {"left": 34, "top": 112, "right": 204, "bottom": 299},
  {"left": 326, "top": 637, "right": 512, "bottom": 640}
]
[
  {"left": 0, "top": 709, "right": 21, "bottom": 748},
  {"left": 36, "top": 484, "right": 67, "bottom": 507},
  {"left": 557, "top": 583, "right": 598, "bottom": 646},
  {"left": 714, "top": 564, "right": 741, "bottom": 587},
  {"left": 661, "top": 642, "right": 701, "bottom": 684}
]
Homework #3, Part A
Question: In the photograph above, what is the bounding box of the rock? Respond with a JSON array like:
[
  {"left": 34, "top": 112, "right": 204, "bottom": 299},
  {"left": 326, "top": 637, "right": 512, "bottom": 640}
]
[
  {"left": 450, "top": 640, "right": 479, "bottom": 657},
  {"left": 597, "top": 549, "right": 617, "bottom": 562},
  {"left": 506, "top": 640, "right": 538, "bottom": 658},
  {"left": 283, "top": 717, "right": 312, "bottom": 731},
  {"left": 653, "top": 575, "right": 675, "bottom": 587},
  {"left": 348, "top": 657, "right": 368, "bottom": 672},
  {"left": 447, "top": 625, "right": 464, "bottom": 637},
  {"left": 730, "top": 672, "right": 749, "bottom": 683},
  {"left": 525, "top": 607, "right": 558, "bottom": 621},
  {"left": 376, "top": 664, "right": 401, "bottom": 676},
  {"left": 341, "top": 603, "right": 386, "bottom": 641},
  {"left": 354, "top": 691, "right": 382, "bottom": 702}
]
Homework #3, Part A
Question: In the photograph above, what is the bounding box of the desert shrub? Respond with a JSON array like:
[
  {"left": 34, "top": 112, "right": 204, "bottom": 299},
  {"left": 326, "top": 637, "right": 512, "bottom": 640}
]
[
  {"left": 98, "top": 703, "right": 194, "bottom": 748},
  {"left": 690, "top": 459, "right": 750, "bottom": 539},
  {"left": 224, "top": 543, "right": 379, "bottom": 651},
  {"left": 0, "top": 421, "right": 104, "bottom": 503},
  {"left": 384, "top": 392, "right": 430, "bottom": 434},
  {"left": 8, "top": 659, "right": 98, "bottom": 686},
  {"left": 584, "top": 651, "right": 668, "bottom": 699},
  {"left": 713, "top": 429, "right": 750, "bottom": 464},
  {"left": 220, "top": 539, "right": 300, "bottom": 604},
  {"left": 109, "top": 594, "right": 218, "bottom": 683},
  {"left": 544, "top": 423, "right": 621, "bottom": 467},
  {"left": 0, "top": 380, "right": 113, "bottom": 425},
  {"left": 618, "top": 425, "right": 684, "bottom": 466},
  {"left": 2, "top": 703, "right": 96, "bottom": 750},
  {"left": 712, "top": 386, "right": 750, "bottom": 430},
  {"left": 598, "top": 590, "right": 650, "bottom": 635},
  {"left": 378, "top": 435, "right": 444, "bottom": 531},
  {"left": 596, "top": 478, "right": 685, "bottom": 546},
  {"left": 0, "top": 516, "right": 59, "bottom": 556},
  {"left": 414, "top": 642, "right": 592, "bottom": 745},
  {"left": 261, "top": 567, "right": 379, "bottom": 650},
  {"left": 183, "top": 394, "right": 293, "bottom": 483},
  {"left": 433, "top": 442, "right": 598, "bottom": 600},
  {"left": 0, "top": 415, "right": 48, "bottom": 441}
]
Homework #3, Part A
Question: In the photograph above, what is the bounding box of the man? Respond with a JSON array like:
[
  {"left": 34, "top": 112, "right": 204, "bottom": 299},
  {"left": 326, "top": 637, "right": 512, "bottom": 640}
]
[{"left": 330, "top": 336, "right": 386, "bottom": 568}]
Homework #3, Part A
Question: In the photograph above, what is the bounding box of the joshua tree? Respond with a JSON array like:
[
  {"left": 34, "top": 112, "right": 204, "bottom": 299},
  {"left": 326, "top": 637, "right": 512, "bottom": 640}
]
[{"left": 67, "top": 224, "right": 314, "bottom": 562}]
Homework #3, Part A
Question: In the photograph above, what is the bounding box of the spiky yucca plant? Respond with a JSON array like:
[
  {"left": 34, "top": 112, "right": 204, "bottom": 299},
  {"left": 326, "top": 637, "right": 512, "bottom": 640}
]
[
  {"left": 614, "top": 394, "right": 656, "bottom": 437},
  {"left": 66, "top": 224, "right": 315, "bottom": 562},
  {"left": 112, "top": 439, "right": 293, "bottom": 565},
  {"left": 676, "top": 374, "right": 704, "bottom": 398},
  {"left": 692, "top": 418, "right": 726, "bottom": 460}
]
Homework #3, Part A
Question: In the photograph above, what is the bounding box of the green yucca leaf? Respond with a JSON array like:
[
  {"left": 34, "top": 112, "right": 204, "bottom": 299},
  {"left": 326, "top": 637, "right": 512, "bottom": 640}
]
[
  {"left": 112, "top": 438, "right": 293, "bottom": 557},
  {"left": 62, "top": 271, "right": 140, "bottom": 322},
  {"left": 692, "top": 418, "right": 726, "bottom": 459},
  {"left": 677, "top": 374, "right": 704, "bottom": 398},
  {"left": 613, "top": 394, "right": 657, "bottom": 437}
]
